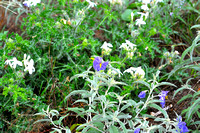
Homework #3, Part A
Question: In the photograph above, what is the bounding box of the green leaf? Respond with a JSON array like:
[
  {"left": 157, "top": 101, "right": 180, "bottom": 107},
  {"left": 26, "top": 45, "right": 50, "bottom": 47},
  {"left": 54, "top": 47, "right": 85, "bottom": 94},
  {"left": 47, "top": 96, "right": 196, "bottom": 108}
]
[
  {"left": 154, "top": 82, "right": 176, "bottom": 89},
  {"left": 64, "top": 90, "right": 89, "bottom": 101},
  {"left": 191, "top": 121, "right": 200, "bottom": 125},
  {"left": 51, "top": 128, "right": 62, "bottom": 133},
  {"left": 118, "top": 121, "right": 127, "bottom": 133},
  {"left": 173, "top": 85, "right": 195, "bottom": 99},
  {"left": 70, "top": 124, "right": 81, "bottom": 132},
  {"left": 67, "top": 107, "right": 85, "bottom": 115},
  {"left": 121, "top": 9, "right": 133, "bottom": 21},
  {"left": 33, "top": 119, "right": 51, "bottom": 125},
  {"left": 133, "top": 80, "right": 150, "bottom": 89},
  {"left": 168, "top": 57, "right": 200, "bottom": 78},
  {"left": 108, "top": 125, "right": 120, "bottom": 133},
  {"left": 191, "top": 24, "right": 200, "bottom": 29},
  {"left": 177, "top": 94, "right": 193, "bottom": 104}
]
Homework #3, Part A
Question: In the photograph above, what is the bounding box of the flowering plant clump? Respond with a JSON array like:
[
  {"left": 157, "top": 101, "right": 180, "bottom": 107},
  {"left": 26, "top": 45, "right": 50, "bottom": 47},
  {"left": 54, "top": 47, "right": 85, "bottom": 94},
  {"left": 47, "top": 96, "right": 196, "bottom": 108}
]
[
  {"left": 4, "top": 54, "right": 35, "bottom": 75},
  {"left": 124, "top": 66, "right": 145, "bottom": 79},
  {"left": 159, "top": 91, "right": 169, "bottom": 108},
  {"left": 1, "top": 0, "right": 199, "bottom": 132},
  {"left": 93, "top": 56, "right": 109, "bottom": 71}
]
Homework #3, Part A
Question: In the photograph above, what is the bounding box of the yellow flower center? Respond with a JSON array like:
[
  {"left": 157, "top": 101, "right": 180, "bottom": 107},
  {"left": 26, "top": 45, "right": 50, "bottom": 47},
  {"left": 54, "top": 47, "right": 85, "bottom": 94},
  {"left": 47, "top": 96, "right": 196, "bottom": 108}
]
[{"left": 99, "top": 63, "right": 102, "bottom": 68}]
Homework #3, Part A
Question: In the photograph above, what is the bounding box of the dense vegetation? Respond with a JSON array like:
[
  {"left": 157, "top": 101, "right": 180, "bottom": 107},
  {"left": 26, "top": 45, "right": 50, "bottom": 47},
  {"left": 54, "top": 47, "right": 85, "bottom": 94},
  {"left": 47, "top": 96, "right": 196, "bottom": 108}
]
[{"left": 1, "top": 0, "right": 200, "bottom": 132}]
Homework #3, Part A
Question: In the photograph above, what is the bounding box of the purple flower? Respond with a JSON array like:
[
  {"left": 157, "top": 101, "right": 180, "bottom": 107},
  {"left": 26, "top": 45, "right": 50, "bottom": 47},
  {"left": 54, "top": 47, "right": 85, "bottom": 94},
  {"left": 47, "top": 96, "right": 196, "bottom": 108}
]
[
  {"left": 138, "top": 91, "right": 146, "bottom": 99},
  {"left": 177, "top": 116, "right": 189, "bottom": 133},
  {"left": 134, "top": 128, "right": 140, "bottom": 133},
  {"left": 24, "top": 3, "right": 28, "bottom": 7},
  {"left": 93, "top": 57, "right": 108, "bottom": 71},
  {"left": 170, "top": 12, "right": 173, "bottom": 16},
  {"left": 159, "top": 91, "right": 169, "bottom": 108}
]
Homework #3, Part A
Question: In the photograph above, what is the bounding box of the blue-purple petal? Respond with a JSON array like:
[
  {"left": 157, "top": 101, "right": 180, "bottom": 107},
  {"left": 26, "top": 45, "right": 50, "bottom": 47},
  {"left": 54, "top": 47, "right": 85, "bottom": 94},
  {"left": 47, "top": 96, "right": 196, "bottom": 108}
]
[
  {"left": 159, "top": 91, "right": 169, "bottom": 108},
  {"left": 24, "top": 3, "right": 29, "bottom": 7},
  {"left": 100, "top": 61, "right": 109, "bottom": 71},
  {"left": 134, "top": 128, "right": 140, "bottom": 133},
  {"left": 138, "top": 91, "right": 146, "bottom": 99},
  {"left": 93, "top": 57, "right": 108, "bottom": 71},
  {"left": 93, "top": 57, "right": 102, "bottom": 71}
]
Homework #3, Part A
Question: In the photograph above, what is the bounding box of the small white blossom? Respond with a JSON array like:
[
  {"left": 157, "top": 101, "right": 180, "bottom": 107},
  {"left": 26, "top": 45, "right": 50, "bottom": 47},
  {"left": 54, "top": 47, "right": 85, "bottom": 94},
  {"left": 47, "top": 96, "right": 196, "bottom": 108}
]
[
  {"left": 23, "top": 54, "right": 35, "bottom": 74},
  {"left": 120, "top": 40, "right": 136, "bottom": 51},
  {"left": 119, "top": 43, "right": 129, "bottom": 51},
  {"left": 174, "top": 50, "right": 179, "bottom": 55},
  {"left": 108, "top": 0, "right": 123, "bottom": 5},
  {"left": 138, "top": 0, "right": 151, "bottom": 4},
  {"left": 101, "top": 42, "right": 113, "bottom": 55},
  {"left": 164, "top": 52, "right": 170, "bottom": 57},
  {"left": 86, "top": 0, "right": 97, "bottom": 8},
  {"left": 131, "top": 30, "right": 140, "bottom": 37},
  {"left": 101, "top": 42, "right": 113, "bottom": 49},
  {"left": 141, "top": 4, "right": 149, "bottom": 10},
  {"left": 125, "top": 40, "right": 136, "bottom": 50},
  {"left": 5, "top": 57, "right": 22, "bottom": 69},
  {"left": 138, "top": 12, "right": 149, "bottom": 20},
  {"left": 134, "top": 67, "right": 145, "bottom": 79},
  {"left": 135, "top": 18, "right": 146, "bottom": 27},
  {"left": 23, "top": 0, "right": 41, "bottom": 7},
  {"left": 127, "top": 52, "right": 134, "bottom": 59}
]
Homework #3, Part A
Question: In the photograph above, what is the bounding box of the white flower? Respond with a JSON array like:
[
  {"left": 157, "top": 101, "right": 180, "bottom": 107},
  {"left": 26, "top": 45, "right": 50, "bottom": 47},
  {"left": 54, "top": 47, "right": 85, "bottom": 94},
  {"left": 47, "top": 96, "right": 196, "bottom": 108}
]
[
  {"left": 131, "top": 30, "right": 140, "bottom": 37},
  {"left": 141, "top": 4, "right": 149, "bottom": 10},
  {"left": 101, "top": 41, "right": 113, "bottom": 55},
  {"left": 5, "top": 57, "right": 22, "bottom": 69},
  {"left": 127, "top": 52, "right": 134, "bottom": 59},
  {"left": 173, "top": 51, "right": 179, "bottom": 58},
  {"left": 119, "top": 43, "right": 129, "bottom": 50},
  {"left": 124, "top": 67, "right": 135, "bottom": 75},
  {"left": 135, "top": 18, "right": 146, "bottom": 27},
  {"left": 164, "top": 52, "right": 170, "bottom": 57},
  {"left": 101, "top": 41, "right": 113, "bottom": 50},
  {"left": 108, "top": 0, "right": 123, "bottom": 5},
  {"left": 23, "top": 0, "right": 41, "bottom": 7},
  {"left": 125, "top": 40, "right": 136, "bottom": 50},
  {"left": 86, "top": 0, "right": 97, "bottom": 8},
  {"left": 134, "top": 67, "right": 145, "bottom": 79},
  {"left": 23, "top": 54, "right": 35, "bottom": 74},
  {"left": 174, "top": 50, "right": 179, "bottom": 55},
  {"left": 124, "top": 67, "right": 145, "bottom": 79},
  {"left": 138, "top": 12, "right": 149, "bottom": 20},
  {"left": 120, "top": 40, "right": 136, "bottom": 51},
  {"left": 138, "top": 0, "right": 151, "bottom": 4}
]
